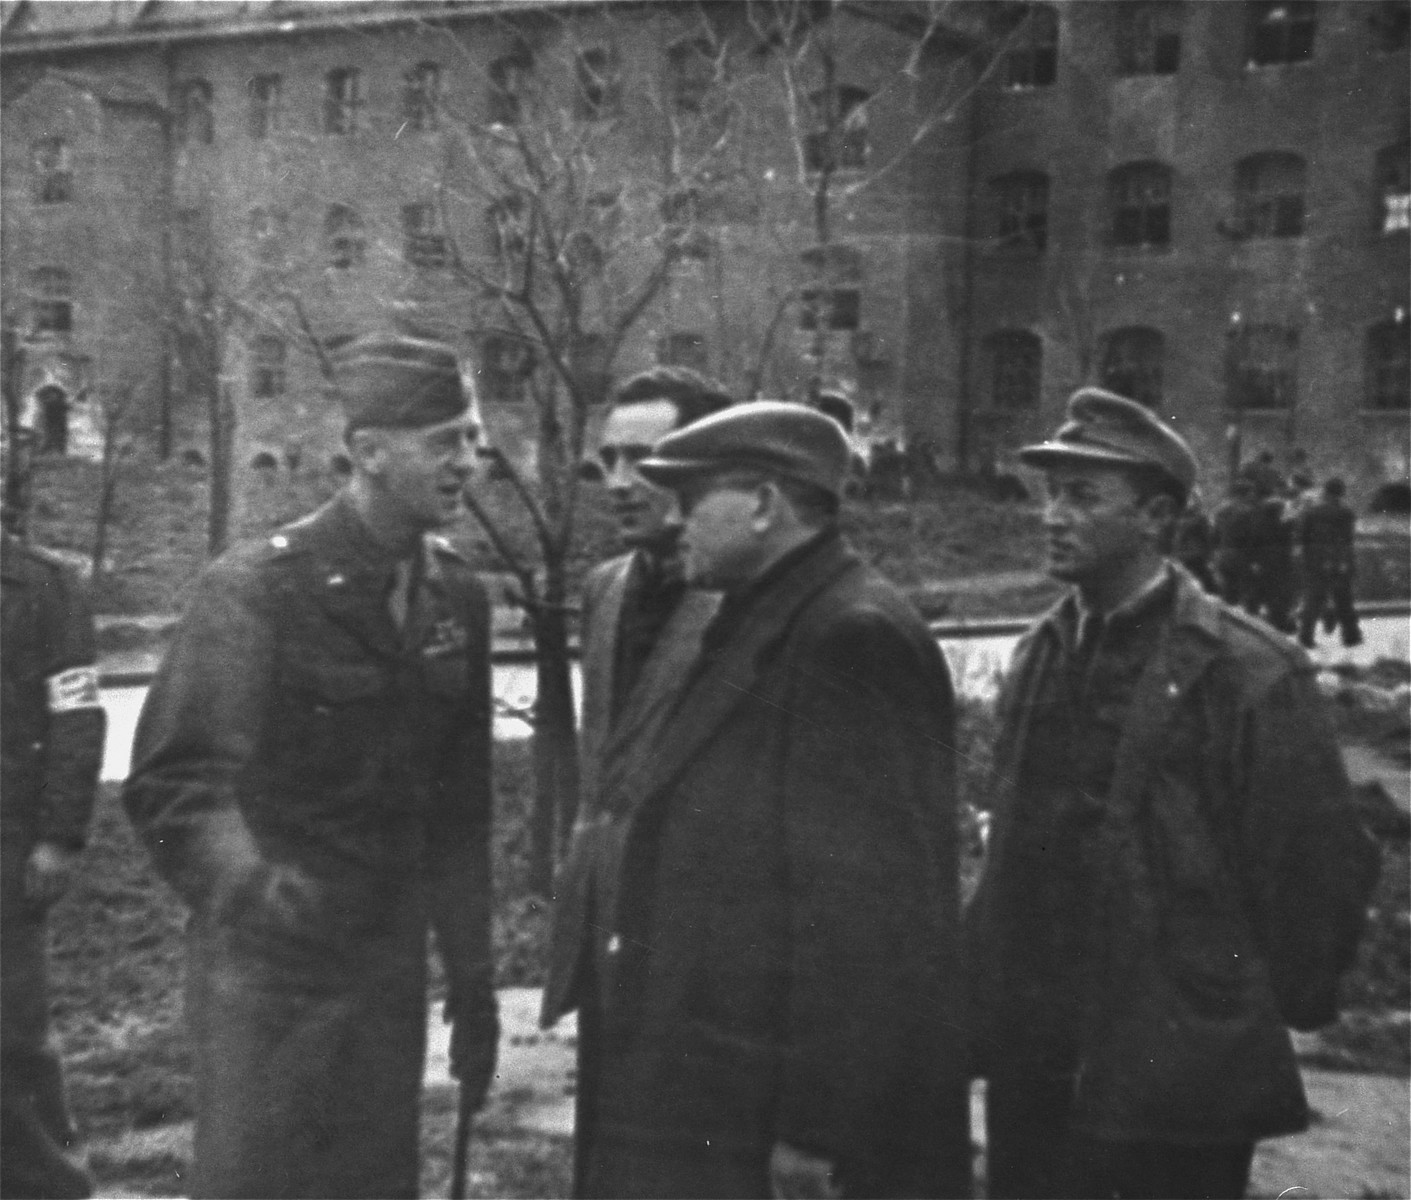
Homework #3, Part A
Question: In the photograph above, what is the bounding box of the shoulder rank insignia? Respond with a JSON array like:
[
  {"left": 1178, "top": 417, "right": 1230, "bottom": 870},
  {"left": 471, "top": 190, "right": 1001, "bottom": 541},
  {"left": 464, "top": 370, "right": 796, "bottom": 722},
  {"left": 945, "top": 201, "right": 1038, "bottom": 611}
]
[
  {"left": 47, "top": 665, "right": 102, "bottom": 713},
  {"left": 423, "top": 617, "right": 469, "bottom": 658}
]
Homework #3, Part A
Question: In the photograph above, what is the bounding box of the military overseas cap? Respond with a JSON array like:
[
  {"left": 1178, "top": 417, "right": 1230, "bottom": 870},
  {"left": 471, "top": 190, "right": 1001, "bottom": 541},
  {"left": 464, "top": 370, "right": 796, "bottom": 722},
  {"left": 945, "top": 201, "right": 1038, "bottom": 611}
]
[
  {"left": 1018, "top": 386, "right": 1198, "bottom": 495},
  {"left": 334, "top": 332, "right": 469, "bottom": 434},
  {"left": 636, "top": 400, "right": 851, "bottom": 499}
]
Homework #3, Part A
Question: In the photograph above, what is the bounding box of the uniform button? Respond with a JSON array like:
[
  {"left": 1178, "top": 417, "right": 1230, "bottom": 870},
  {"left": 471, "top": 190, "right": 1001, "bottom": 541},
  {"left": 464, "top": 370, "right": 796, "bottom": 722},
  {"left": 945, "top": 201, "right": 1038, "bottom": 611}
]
[
  {"left": 606, "top": 934, "right": 622, "bottom": 955},
  {"left": 269, "top": 534, "right": 289, "bottom": 549}
]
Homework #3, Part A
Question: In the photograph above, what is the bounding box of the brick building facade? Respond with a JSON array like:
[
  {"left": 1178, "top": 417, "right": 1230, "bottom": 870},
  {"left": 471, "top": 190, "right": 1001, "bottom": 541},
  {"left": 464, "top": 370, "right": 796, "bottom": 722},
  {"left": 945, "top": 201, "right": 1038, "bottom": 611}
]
[{"left": 2, "top": 0, "right": 1407, "bottom": 506}]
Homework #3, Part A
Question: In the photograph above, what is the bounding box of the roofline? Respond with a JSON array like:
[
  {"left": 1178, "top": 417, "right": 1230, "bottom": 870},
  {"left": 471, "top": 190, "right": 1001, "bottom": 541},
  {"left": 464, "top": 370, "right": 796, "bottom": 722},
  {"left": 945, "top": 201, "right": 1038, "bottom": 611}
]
[{"left": 0, "top": 1, "right": 555, "bottom": 59}]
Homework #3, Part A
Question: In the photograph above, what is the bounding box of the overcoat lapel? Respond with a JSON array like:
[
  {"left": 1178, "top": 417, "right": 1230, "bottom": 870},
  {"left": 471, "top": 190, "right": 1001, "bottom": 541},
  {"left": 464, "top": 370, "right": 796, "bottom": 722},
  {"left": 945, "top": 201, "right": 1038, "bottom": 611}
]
[
  {"left": 608, "top": 538, "right": 857, "bottom": 821},
  {"left": 579, "top": 556, "right": 635, "bottom": 805},
  {"left": 298, "top": 499, "right": 403, "bottom": 661}
]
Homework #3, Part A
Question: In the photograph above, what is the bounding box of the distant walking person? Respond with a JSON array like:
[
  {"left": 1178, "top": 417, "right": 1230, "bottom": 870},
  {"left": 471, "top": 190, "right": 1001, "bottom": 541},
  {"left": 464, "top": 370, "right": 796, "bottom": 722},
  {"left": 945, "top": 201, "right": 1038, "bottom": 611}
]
[
  {"left": 123, "top": 334, "right": 498, "bottom": 1199},
  {"left": 1210, "top": 478, "right": 1260, "bottom": 607},
  {"left": 541, "top": 365, "right": 734, "bottom": 1196},
  {"left": 2, "top": 429, "right": 106, "bottom": 1200},
  {"left": 1297, "top": 477, "right": 1363, "bottom": 650},
  {"left": 968, "top": 388, "right": 1378, "bottom": 1200}
]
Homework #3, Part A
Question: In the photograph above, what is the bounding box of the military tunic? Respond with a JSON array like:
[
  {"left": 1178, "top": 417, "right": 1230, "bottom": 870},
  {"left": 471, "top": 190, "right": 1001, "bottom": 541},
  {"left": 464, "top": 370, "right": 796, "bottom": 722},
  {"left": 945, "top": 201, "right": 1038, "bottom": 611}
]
[
  {"left": 1, "top": 531, "right": 106, "bottom": 1200},
  {"left": 122, "top": 495, "right": 493, "bottom": 1199}
]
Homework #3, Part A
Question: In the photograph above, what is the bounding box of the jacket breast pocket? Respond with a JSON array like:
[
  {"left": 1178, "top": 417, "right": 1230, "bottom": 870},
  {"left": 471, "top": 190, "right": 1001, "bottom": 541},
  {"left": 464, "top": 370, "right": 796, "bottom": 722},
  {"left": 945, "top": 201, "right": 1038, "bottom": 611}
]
[{"left": 277, "top": 659, "right": 389, "bottom": 783}]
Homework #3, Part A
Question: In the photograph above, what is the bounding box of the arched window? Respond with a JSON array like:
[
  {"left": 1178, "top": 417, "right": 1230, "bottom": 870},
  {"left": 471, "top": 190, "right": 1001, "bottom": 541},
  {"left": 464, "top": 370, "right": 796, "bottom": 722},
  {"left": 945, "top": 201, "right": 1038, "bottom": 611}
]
[
  {"left": 325, "top": 204, "right": 365, "bottom": 269},
  {"left": 1114, "top": 1, "right": 1182, "bottom": 75},
  {"left": 1100, "top": 327, "right": 1164, "bottom": 407},
  {"left": 804, "top": 85, "right": 871, "bottom": 172},
  {"left": 1234, "top": 152, "right": 1306, "bottom": 238},
  {"left": 1108, "top": 161, "right": 1172, "bottom": 248},
  {"left": 403, "top": 61, "right": 440, "bottom": 132},
  {"left": 175, "top": 79, "right": 213, "bottom": 145},
  {"left": 1244, "top": 0, "right": 1317, "bottom": 66},
  {"left": 989, "top": 170, "right": 1049, "bottom": 251},
  {"left": 30, "top": 267, "right": 72, "bottom": 334},
  {"left": 997, "top": 4, "right": 1059, "bottom": 89},
  {"left": 250, "top": 336, "right": 287, "bottom": 399},
  {"left": 1227, "top": 324, "right": 1297, "bottom": 410},
  {"left": 1375, "top": 142, "right": 1410, "bottom": 234},
  {"left": 32, "top": 138, "right": 72, "bottom": 204},
  {"left": 488, "top": 42, "right": 533, "bottom": 125},
  {"left": 324, "top": 68, "right": 361, "bottom": 134},
  {"left": 984, "top": 330, "right": 1043, "bottom": 409},
  {"left": 1365, "top": 320, "right": 1409, "bottom": 410}
]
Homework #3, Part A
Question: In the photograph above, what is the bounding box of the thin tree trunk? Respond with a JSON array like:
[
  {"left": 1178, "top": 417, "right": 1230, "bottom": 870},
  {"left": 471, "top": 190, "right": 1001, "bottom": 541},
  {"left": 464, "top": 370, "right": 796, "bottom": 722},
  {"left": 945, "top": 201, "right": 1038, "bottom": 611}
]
[{"left": 528, "top": 565, "right": 580, "bottom": 897}]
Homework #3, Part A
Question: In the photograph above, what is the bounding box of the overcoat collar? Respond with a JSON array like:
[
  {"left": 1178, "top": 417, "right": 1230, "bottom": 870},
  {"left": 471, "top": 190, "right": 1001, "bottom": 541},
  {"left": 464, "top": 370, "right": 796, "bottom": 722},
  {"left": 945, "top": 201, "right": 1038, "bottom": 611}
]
[{"left": 607, "top": 531, "right": 858, "bottom": 821}]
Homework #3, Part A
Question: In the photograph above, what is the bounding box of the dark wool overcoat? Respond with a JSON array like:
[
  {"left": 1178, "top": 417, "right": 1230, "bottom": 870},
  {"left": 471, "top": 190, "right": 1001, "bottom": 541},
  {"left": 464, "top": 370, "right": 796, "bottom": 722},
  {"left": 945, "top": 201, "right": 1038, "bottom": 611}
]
[
  {"left": 122, "top": 496, "right": 493, "bottom": 1200},
  {"left": 555, "top": 533, "right": 971, "bottom": 1199},
  {"left": 967, "top": 570, "right": 1377, "bottom": 1147}
]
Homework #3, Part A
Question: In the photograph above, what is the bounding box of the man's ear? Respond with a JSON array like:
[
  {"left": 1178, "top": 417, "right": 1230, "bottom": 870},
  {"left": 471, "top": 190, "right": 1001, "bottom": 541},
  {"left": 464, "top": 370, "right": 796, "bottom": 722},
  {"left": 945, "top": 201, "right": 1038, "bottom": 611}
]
[
  {"left": 347, "top": 428, "right": 384, "bottom": 476},
  {"left": 1141, "top": 491, "right": 1178, "bottom": 540},
  {"left": 750, "top": 479, "right": 783, "bottom": 534}
]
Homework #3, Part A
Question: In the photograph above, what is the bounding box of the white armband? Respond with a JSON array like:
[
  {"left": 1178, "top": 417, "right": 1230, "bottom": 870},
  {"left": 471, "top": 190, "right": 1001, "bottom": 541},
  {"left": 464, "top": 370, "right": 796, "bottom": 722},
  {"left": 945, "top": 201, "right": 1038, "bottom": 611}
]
[{"left": 46, "top": 666, "right": 101, "bottom": 713}]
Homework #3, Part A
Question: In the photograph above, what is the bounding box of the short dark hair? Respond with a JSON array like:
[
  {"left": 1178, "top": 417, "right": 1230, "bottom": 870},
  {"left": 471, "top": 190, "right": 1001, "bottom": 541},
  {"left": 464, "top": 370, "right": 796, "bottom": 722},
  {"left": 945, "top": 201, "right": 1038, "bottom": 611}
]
[
  {"left": 1125, "top": 462, "right": 1190, "bottom": 514},
  {"left": 611, "top": 365, "right": 734, "bottom": 429}
]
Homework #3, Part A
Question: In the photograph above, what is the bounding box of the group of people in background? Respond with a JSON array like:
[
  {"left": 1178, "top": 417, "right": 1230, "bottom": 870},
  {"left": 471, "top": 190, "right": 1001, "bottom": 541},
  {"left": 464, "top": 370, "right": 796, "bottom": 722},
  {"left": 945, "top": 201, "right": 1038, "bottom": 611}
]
[
  {"left": 1174, "top": 449, "right": 1364, "bottom": 651},
  {"left": 2, "top": 337, "right": 1381, "bottom": 1200}
]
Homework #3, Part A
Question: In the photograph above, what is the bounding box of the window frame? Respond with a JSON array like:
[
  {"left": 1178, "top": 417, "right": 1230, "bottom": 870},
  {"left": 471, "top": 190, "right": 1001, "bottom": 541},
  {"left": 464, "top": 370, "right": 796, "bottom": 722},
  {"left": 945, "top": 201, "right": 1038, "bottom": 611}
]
[
  {"left": 803, "top": 84, "right": 871, "bottom": 173},
  {"left": 323, "top": 67, "right": 362, "bottom": 136},
  {"left": 30, "top": 267, "right": 73, "bottom": 335},
  {"left": 248, "top": 73, "right": 282, "bottom": 139},
  {"left": 324, "top": 204, "right": 366, "bottom": 270},
  {"left": 250, "top": 334, "right": 288, "bottom": 399},
  {"left": 984, "top": 329, "right": 1043, "bottom": 410},
  {"left": 1100, "top": 326, "right": 1165, "bottom": 408},
  {"left": 488, "top": 44, "right": 533, "bottom": 126},
  {"left": 402, "top": 202, "right": 449, "bottom": 269},
  {"left": 32, "top": 137, "right": 73, "bottom": 204},
  {"left": 1375, "top": 143, "right": 1410, "bottom": 235},
  {"left": 798, "top": 287, "right": 862, "bottom": 333},
  {"left": 1365, "top": 320, "right": 1410, "bottom": 411},
  {"left": 1234, "top": 152, "right": 1307, "bottom": 239},
  {"left": 990, "top": 169, "right": 1050, "bottom": 252},
  {"left": 402, "top": 61, "right": 441, "bottom": 133},
  {"left": 667, "top": 36, "right": 718, "bottom": 115},
  {"left": 657, "top": 331, "right": 709, "bottom": 373},
  {"left": 479, "top": 333, "right": 537, "bottom": 403},
  {"left": 175, "top": 79, "right": 214, "bottom": 146},
  {"left": 1114, "top": 0, "right": 1183, "bottom": 76},
  {"left": 999, "top": 4, "right": 1059, "bottom": 90},
  {"left": 1244, "top": 0, "right": 1317, "bottom": 67},
  {"left": 576, "top": 46, "right": 623, "bottom": 121},
  {"left": 1108, "top": 161, "right": 1173, "bottom": 249},
  {"left": 1226, "top": 323, "right": 1299, "bottom": 411}
]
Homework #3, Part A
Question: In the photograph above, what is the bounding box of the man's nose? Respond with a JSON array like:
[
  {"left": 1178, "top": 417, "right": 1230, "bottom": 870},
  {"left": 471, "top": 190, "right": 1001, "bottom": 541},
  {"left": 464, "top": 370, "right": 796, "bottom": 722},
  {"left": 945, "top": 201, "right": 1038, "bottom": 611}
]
[
  {"left": 1043, "top": 496, "right": 1069, "bottom": 527},
  {"left": 453, "top": 435, "right": 479, "bottom": 473},
  {"left": 605, "top": 456, "right": 635, "bottom": 491}
]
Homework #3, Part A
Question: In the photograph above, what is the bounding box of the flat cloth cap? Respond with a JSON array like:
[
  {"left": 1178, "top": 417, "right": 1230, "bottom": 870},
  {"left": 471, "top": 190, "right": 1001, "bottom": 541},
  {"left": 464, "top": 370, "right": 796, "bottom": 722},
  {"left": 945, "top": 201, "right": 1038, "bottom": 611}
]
[
  {"left": 335, "top": 333, "right": 469, "bottom": 433},
  {"left": 637, "top": 400, "right": 851, "bottom": 499},
  {"left": 1018, "top": 386, "right": 1198, "bottom": 494}
]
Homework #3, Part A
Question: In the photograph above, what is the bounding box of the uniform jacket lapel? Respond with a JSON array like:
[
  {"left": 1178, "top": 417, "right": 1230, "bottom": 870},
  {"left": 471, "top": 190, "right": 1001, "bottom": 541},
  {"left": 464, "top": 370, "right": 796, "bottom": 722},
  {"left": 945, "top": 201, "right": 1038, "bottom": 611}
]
[{"left": 299, "top": 498, "right": 403, "bottom": 661}]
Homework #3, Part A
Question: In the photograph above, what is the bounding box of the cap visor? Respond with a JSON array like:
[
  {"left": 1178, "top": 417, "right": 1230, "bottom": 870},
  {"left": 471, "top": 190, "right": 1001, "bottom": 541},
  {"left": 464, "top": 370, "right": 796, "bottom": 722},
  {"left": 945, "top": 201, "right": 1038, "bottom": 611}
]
[
  {"left": 634, "top": 456, "right": 720, "bottom": 488},
  {"left": 1017, "top": 441, "right": 1148, "bottom": 471}
]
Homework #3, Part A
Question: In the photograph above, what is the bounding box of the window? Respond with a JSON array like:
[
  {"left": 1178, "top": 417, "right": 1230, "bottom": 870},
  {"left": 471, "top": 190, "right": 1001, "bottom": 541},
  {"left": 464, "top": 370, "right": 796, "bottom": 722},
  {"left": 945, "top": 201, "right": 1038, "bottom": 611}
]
[
  {"left": 1365, "top": 321, "right": 1409, "bottom": 410},
  {"left": 480, "top": 334, "right": 536, "bottom": 403},
  {"left": 1108, "top": 161, "right": 1172, "bottom": 248},
  {"left": 248, "top": 207, "right": 287, "bottom": 264},
  {"left": 1234, "top": 153, "right": 1305, "bottom": 238},
  {"left": 576, "top": 47, "right": 622, "bottom": 121},
  {"left": 324, "top": 68, "right": 361, "bottom": 135},
  {"left": 1227, "top": 324, "right": 1297, "bottom": 410},
  {"left": 403, "top": 61, "right": 440, "bottom": 132},
  {"left": 1376, "top": 143, "right": 1410, "bottom": 234},
  {"left": 667, "top": 36, "right": 717, "bottom": 115},
  {"left": 488, "top": 43, "right": 533, "bottom": 125},
  {"left": 1100, "top": 327, "right": 1164, "bottom": 407},
  {"left": 799, "top": 288, "right": 861, "bottom": 332},
  {"left": 984, "top": 330, "right": 1042, "bottom": 408},
  {"left": 1244, "top": 1, "right": 1317, "bottom": 66},
  {"left": 248, "top": 74, "right": 281, "bottom": 138},
  {"left": 250, "top": 335, "right": 287, "bottom": 399},
  {"left": 32, "top": 137, "right": 72, "bottom": 204},
  {"left": 658, "top": 332, "right": 708, "bottom": 372},
  {"left": 488, "top": 196, "right": 528, "bottom": 259},
  {"left": 1115, "top": 1, "right": 1182, "bottom": 75},
  {"left": 990, "top": 170, "right": 1049, "bottom": 251},
  {"left": 325, "top": 204, "right": 365, "bottom": 269},
  {"left": 30, "top": 268, "right": 72, "bottom": 335},
  {"left": 402, "top": 202, "right": 448, "bottom": 269},
  {"left": 1369, "top": 1, "right": 1410, "bottom": 52},
  {"left": 997, "top": 4, "right": 1058, "bottom": 89},
  {"left": 175, "top": 79, "right": 213, "bottom": 145},
  {"left": 803, "top": 85, "right": 870, "bottom": 172}
]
